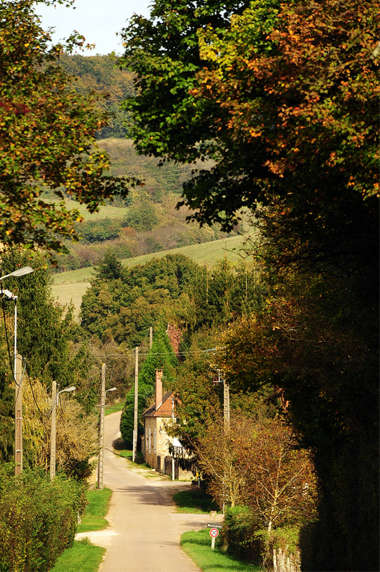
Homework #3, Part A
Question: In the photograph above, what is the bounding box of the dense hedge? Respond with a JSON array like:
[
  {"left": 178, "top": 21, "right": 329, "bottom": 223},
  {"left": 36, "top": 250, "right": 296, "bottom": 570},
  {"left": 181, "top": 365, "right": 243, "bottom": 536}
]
[
  {"left": 0, "top": 466, "right": 86, "bottom": 571},
  {"left": 223, "top": 506, "right": 303, "bottom": 568},
  {"left": 223, "top": 506, "right": 261, "bottom": 562}
]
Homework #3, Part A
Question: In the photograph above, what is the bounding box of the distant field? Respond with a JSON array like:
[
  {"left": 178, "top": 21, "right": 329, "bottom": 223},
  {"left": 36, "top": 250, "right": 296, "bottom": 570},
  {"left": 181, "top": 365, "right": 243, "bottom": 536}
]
[
  {"left": 52, "top": 234, "right": 251, "bottom": 312},
  {"left": 51, "top": 281, "right": 90, "bottom": 314},
  {"left": 63, "top": 199, "right": 129, "bottom": 221}
]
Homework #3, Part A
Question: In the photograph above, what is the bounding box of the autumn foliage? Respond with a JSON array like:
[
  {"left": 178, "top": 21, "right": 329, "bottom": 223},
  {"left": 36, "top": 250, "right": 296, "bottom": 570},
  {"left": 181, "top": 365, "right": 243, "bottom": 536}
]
[
  {"left": 196, "top": 414, "right": 316, "bottom": 529},
  {"left": 0, "top": 1, "right": 132, "bottom": 251}
]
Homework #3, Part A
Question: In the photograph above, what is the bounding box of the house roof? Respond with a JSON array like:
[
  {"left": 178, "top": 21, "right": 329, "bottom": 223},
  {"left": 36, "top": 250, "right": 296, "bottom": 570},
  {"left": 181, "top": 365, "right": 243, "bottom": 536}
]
[{"left": 143, "top": 391, "right": 175, "bottom": 418}]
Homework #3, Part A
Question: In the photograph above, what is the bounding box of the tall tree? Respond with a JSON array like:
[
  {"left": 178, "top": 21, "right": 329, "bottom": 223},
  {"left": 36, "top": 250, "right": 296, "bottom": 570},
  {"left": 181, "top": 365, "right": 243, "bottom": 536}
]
[
  {"left": 122, "top": 2, "right": 378, "bottom": 568},
  {"left": 0, "top": 0, "right": 133, "bottom": 252}
]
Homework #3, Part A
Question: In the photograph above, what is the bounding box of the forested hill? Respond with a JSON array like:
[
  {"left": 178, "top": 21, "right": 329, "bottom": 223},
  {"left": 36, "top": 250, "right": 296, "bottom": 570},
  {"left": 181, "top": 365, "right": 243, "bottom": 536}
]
[
  {"left": 61, "top": 53, "right": 134, "bottom": 139},
  {"left": 52, "top": 55, "right": 249, "bottom": 275}
]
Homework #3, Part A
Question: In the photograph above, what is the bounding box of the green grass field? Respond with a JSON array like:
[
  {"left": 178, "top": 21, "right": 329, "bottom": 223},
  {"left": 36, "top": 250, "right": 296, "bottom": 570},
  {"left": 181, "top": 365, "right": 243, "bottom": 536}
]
[
  {"left": 63, "top": 199, "right": 130, "bottom": 221},
  {"left": 181, "top": 529, "right": 263, "bottom": 572},
  {"left": 51, "top": 234, "right": 250, "bottom": 312}
]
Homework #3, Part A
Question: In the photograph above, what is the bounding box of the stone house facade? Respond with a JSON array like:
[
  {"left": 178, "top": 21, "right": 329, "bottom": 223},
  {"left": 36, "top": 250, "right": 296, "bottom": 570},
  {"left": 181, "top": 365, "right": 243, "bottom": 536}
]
[{"left": 142, "top": 369, "right": 192, "bottom": 479}]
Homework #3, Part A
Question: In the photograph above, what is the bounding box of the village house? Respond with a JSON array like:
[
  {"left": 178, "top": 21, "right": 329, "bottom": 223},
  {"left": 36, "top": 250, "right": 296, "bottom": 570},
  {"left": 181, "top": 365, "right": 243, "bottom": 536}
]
[{"left": 142, "top": 369, "right": 192, "bottom": 479}]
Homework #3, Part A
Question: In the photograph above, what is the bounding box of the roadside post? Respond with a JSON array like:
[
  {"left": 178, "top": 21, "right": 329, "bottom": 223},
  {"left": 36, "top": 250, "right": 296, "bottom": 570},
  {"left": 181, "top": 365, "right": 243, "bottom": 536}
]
[{"left": 208, "top": 524, "right": 222, "bottom": 550}]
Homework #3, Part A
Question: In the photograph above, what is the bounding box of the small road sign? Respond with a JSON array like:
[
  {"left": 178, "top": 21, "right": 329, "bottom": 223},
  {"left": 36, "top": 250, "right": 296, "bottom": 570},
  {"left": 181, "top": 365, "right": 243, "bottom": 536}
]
[{"left": 209, "top": 528, "right": 219, "bottom": 538}]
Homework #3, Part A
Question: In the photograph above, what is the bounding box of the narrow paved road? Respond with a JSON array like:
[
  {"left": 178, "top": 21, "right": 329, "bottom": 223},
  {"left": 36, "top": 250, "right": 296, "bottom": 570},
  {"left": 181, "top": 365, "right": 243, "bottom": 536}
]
[{"left": 85, "top": 411, "right": 221, "bottom": 572}]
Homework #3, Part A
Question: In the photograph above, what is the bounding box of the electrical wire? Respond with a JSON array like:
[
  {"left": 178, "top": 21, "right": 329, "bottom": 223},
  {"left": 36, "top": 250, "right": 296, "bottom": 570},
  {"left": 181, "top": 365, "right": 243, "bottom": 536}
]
[{"left": 98, "top": 347, "right": 224, "bottom": 359}]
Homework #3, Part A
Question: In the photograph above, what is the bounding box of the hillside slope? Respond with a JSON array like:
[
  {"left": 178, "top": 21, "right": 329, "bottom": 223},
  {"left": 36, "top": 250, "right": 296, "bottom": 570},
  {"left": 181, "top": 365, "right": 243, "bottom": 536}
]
[{"left": 52, "top": 234, "right": 251, "bottom": 312}]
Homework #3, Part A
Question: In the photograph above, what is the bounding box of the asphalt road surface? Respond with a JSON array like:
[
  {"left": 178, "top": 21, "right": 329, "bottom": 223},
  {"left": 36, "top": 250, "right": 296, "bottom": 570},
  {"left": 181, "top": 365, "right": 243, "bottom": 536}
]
[{"left": 84, "top": 411, "right": 221, "bottom": 572}]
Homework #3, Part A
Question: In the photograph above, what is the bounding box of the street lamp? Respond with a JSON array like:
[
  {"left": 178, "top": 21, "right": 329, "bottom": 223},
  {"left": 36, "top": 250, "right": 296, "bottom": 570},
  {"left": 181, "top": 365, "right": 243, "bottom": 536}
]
[
  {"left": 0, "top": 266, "right": 34, "bottom": 281},
  {"left": 50, "top": 382, "right": 76, "bottom": 480},
  {"left": 0, "top": 266, "right": 34, "bottom": 384},
  {"left": 0, "top": 265, "right": 34, "bottom": 475}
]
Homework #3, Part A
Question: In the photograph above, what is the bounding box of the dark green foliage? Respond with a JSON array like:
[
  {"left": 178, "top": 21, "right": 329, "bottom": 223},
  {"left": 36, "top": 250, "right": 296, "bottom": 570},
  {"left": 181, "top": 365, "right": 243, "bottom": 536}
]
[
  {"left": 0, "top": 249, "right": 98, "bottom": 427},
  {"left": 0, "top": 465, "right": 86, "bottom": 572},
  {"left": 173, "top": 488, "right": 218, "bottom": 513},
  {"left": 120, "top": 386, "right": 152, "bottom": 449},
  {"left": 171, "top": 329, "right": 221, "bottom": 454},
  {"left": 0, "top": 376, "right": 13, "bottom": 462},
  {"left": 121, "top": 0, "right": 251, "bottom": 163},
  {"left": 77, "top": 218, "right": 123, "bottom": 243},
  {"left": 122, "top": 200, "right": 158, "bottom": 231},
  {"left": 1, "top": 250, "right": 77, "bottom": 385},
  {"left": 81, "top": 252, "right": 264, "bottom": 346},
  {"left": 95, "top": 251, "right": 123, "bottom": 280},
  {"left": 81, "top": 253, "right": 201, "bottom": 345},
  {"left": 122, "top": 2, "right": 379, "bottom": 568},
  {"left": 120, "top": 326, "right": 177, "bottom": 447},
  {"left": 223, "top": 506, "right": 261, "bottom": 562}
]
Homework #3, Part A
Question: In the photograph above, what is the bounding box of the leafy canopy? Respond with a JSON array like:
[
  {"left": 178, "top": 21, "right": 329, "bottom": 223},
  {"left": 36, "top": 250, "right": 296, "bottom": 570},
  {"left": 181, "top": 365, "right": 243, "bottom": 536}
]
[
  {"left": 122, "top": 0, "right": 378, "bottom": 237},
  {"left": 0, "top": 0, "right": 133, "bottom": 251}
]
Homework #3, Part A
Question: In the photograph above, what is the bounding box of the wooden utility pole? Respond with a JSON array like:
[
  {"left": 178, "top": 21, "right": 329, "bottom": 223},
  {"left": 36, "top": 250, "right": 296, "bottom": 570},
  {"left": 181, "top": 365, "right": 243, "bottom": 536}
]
[
  {"left": 97, "top": 363, "right": 106, "bottom": 489},
  {"left": 50, "top": 380, "right": 57, "bottom": 480},
  {"left": 149, "top": 327, "right": 153, "bottom": 350},
  {"left": 206, "top": 267, "right": 209, "bottom": 305},
  {"left": 223, "top": 379, "right": 230, "bottom": 431},
  {"left": 14, "top": 353, "right": 23, "bottom": 475},
  {"left": 132, "top": 347, "right": 139, "bottom": 462},
  {"left": 213, "top": 369, "right": 230, "bottom": 431}
]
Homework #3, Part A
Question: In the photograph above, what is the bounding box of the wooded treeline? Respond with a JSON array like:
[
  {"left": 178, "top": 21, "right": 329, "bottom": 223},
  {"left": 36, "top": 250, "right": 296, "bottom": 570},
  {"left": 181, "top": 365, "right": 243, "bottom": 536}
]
[{"left": 0, "top": 0, "right": 378, "bottom": 570}]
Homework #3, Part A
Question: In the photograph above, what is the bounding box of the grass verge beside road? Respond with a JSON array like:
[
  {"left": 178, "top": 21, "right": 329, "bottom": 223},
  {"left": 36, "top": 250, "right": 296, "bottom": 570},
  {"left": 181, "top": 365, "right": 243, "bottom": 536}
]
[
  {"left": 77, "top": 488, "right": 112, "bottom": 532},
  {"left": 181, "top": 529, "right": 262, "bottom": 572},
  {"left": 51, "top": 488, "right": 111, "bottom": 572},
  {"left": 113, "top": 447, "right": 163, "bottom": 477},
  {"left": 105, "top": 402, "right": 124, "bottom": 416},
  {"left": 173, "top": 488, "right": 219, "bottom": 514},
  {"left": 51, "top": 539, "right": 105, "bottom": 572}
]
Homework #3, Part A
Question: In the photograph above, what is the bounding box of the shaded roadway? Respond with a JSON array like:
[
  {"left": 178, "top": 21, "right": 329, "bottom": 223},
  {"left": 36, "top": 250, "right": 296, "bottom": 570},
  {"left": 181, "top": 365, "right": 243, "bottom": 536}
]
[{"left": 93, "top": 411, "right": 222, "bottom": 572}]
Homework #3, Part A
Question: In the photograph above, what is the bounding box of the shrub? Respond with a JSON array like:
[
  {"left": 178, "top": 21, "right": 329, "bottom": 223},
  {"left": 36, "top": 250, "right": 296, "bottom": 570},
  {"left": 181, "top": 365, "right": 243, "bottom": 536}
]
[
  {"left": 0, "top": 466, "right": 86, "bottom": 571},
  {"left": 77, "top": 218, "right": 123, "bottom": 242},
  {"left": 122, "top": 201, "right": 158, "bottom": 231},
  {"left": 223, "top": 506, "right": 262, "bottom": 562}
]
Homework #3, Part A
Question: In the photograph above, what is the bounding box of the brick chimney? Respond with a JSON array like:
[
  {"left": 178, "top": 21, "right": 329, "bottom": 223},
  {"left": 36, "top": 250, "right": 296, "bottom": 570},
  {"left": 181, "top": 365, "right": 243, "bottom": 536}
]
[{"left": 155, "top": 369, "right": 163, "bottom": 410}]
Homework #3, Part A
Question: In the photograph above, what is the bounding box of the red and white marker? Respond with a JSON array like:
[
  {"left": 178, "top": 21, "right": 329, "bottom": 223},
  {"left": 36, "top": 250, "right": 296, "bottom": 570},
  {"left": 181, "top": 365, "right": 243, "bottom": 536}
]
[{"left": 209, "top": 527, "right": 219, "bottom": 550}]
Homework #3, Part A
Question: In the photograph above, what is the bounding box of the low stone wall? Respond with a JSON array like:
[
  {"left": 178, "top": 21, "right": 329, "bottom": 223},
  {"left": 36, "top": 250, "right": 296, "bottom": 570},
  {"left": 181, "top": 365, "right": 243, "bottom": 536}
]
[{"left": 163, "top": 456, "right": 193, "bottom": 480}]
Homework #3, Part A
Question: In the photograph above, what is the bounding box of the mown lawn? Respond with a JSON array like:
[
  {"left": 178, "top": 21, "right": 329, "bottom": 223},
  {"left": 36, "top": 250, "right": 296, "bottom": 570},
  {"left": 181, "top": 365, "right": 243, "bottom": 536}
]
[
  {"left": 77, "top": 488, "right": 112, "bottom": 533},
  {"left": 181, "top": 529, "right": 263, "bottom": 572},
  {"left": 173, "top": 488, "right": 219, "bottom": 514},
  {"left": 51, "top": 539, "right": 105, "bottom": 572}
]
